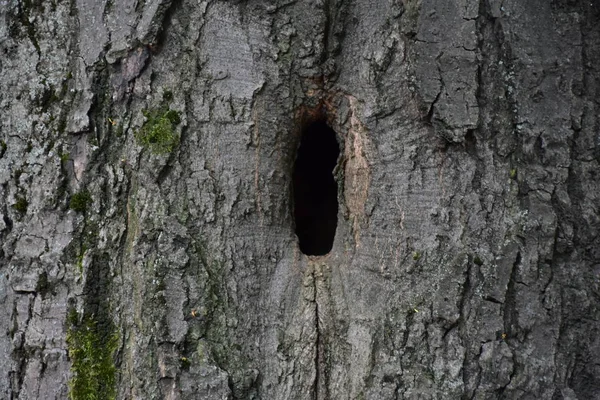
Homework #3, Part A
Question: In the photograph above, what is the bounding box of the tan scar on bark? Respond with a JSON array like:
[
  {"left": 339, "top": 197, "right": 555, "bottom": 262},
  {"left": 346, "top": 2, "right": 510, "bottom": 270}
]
[{"left": 343, "top": 95, "right": 371, "bottom": 248}]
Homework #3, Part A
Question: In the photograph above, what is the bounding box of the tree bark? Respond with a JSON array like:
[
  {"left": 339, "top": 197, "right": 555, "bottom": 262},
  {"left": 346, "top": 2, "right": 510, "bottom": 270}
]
[{"left": 1, "top": 0, "right": 599, "bottom": 399}]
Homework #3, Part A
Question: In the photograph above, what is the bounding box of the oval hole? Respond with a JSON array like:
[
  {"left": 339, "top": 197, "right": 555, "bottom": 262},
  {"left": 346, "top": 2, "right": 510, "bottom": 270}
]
[{"left": 293, "top": 120, "right": 340, "bottom": 255}]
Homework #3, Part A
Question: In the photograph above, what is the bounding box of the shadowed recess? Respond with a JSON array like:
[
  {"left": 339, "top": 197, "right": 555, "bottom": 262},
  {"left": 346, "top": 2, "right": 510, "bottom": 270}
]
[{"left": 293, "top": 120, "right": 340, "bottom": 255}]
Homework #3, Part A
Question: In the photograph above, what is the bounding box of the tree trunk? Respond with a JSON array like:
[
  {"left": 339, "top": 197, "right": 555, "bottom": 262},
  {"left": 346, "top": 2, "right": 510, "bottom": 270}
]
[{"left": 1, "top": 0, "right": 599, "bottom": 399}]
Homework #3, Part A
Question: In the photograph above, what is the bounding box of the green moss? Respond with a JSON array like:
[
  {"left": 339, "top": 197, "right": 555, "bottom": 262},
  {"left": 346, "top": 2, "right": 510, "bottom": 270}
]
[
  {"left": 77, "top": 245, "right": 87, "bottom": 274},
  {"left": 162, "top": 90, "right": 173, "bottom": 102},
  {"left": 67, "top": 307, "right": 79, "bottom": 326},
  {"left": 88, "top": 135, "right": 99, "bottom": 147},
  {"left": 473, "top": 256, "right": 484, "bottom": 266},
  {"left": 509, "top": 168, "right": 517, "bottom": 179},
  {"left": 135, "top": 108, "right": 181, "bottom": 154},
  {"left": 180, "top": 356, "right": 191, "bottom": 370},
  {"left": 61, "top": 152, "right": 70, "bottom": 163},
  {"left": 13, "top": 196, "right": 28, "bottom": 214},
  {"left": 164, "top": 110, "right": 181, "bottom": 125},
  {"left": 412, "top": 251, "right": 421, "bottom": 261},
  {"left": 70, "top": 191, "right": 92, "bottom": 212},
  {"left": 66, "top": 315, "right": 119, "bottom": 400}
]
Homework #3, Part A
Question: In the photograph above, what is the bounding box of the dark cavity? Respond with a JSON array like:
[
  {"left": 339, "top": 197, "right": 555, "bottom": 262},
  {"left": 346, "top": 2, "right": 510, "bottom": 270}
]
[{"left": 293, "top": 120, "right": 340, "bottom": 256}]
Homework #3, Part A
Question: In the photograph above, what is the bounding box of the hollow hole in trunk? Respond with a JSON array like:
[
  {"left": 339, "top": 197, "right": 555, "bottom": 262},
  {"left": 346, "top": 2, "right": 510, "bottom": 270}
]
[{"left": 293, "top": 120, "right": 340, "bottom": 256}]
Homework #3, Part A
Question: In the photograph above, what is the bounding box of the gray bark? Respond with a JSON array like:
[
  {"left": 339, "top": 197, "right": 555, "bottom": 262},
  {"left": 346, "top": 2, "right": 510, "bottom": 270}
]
[{"left": 1, "top": 0, "right": 599, "bottom": 399}]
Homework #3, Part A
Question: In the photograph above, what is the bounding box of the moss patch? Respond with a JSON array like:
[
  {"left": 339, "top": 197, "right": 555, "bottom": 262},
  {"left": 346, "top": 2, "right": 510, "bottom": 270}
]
[
  {"left": 135, "top": 108, "right": 181, "bottom": 154},
  {"left": 70, "top": 190, "right": 92, "bottom": 212},
  {"left": 162, "top": 90, "right": 173, "bottom": 102},
  {"left": 13, "top": 196, "right": 28, "bottom": 214},
  {"left": 76, "top": 245, "right": 87, "bottom": 274},
  {"left": 66, "top": 314, "right": 119, "bottom": 400}
]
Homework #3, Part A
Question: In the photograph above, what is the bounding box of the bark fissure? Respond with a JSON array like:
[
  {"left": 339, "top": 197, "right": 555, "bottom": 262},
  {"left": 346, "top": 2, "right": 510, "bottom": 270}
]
[{"left": 313, "top": 268, "right": 322, "bottom": 400}]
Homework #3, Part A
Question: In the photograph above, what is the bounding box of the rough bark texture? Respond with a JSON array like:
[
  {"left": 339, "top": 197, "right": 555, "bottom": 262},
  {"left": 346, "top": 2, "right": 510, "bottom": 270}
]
[{"left": 1, "top": 0, "right": 599, "bottom": 399}]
